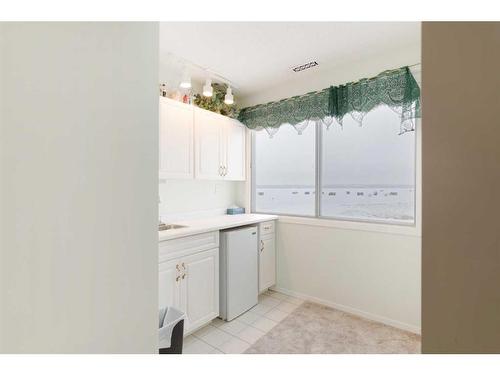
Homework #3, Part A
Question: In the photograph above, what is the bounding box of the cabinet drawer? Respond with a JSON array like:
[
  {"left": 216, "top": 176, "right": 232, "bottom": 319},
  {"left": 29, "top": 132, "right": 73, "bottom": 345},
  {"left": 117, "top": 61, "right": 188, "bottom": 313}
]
[
  {"left": 159, "top": 231, "right": 219, "bottom": 263},
  {"left": 259, "top": 221, "right": 275, "bottom": 235}
]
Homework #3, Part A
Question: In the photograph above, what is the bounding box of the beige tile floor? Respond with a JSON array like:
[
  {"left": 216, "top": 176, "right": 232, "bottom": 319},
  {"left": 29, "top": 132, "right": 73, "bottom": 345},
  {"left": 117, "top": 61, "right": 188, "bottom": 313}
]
[{"left": 183, "top": 290, "right": 303, "bottom": 354}]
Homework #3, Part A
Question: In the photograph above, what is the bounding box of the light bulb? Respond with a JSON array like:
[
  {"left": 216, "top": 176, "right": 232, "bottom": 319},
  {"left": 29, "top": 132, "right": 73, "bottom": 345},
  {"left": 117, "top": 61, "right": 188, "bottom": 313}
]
[
  {"left": 179, "top": 68, "right": 191, "bottom": 89},
  {"left": 224, "top": 86, "right": 234, "bottom": 105},
  {"left": 202, "top": 78, "right": 213, "bottom": 97}
]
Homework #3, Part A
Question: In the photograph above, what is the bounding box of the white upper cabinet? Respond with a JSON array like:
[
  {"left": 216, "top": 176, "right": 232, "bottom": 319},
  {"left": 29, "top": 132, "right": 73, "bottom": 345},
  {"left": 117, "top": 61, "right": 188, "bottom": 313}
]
[
  {"left": 159, "top": 97, "right": 194, "bottom": 179},
  {"left": 194, "top": 107, "right": 246, "bottom": 181},
  {"left": 159, "top": 98, "right": 246, "bottom": 181},
  {"left": 194, "top": 108, "right": 225, "bottom": 180},
  {"left": 223, "top": 118, "right": 246, "bottom": 181}
]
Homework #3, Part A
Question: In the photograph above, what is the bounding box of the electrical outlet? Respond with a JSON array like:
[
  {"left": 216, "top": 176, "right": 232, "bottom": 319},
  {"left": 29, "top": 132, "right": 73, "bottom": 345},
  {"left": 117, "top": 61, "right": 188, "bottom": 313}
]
[{"left": 214, "top": 183, "right": 221, "bottom": 194}]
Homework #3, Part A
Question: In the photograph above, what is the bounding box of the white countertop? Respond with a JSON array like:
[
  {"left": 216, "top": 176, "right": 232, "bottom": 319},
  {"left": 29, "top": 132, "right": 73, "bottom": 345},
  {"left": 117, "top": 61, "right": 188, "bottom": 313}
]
[{"left": 158, "top": 214, "right": 278, "bottom": 241}]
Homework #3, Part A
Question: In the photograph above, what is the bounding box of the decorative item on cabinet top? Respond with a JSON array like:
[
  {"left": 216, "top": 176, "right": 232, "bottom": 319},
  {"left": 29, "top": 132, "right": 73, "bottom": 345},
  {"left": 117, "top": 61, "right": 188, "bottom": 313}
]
[
  {"left": 160, "top": 83, "right": 193, "bottom": 104},
  {"left": 160, "top": 82, "right": 239, "bottom": 119}
]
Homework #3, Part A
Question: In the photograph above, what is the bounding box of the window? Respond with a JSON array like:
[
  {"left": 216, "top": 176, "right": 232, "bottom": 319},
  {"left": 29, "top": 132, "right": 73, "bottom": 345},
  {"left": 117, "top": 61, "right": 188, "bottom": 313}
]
[
  {"left": 320, "top": 107, "right": 415, "bottom": 223},
  {"left": 253, "top": 123, "right": 316, "bottom": 216},
  {"left": 252, "top": 106, "right": 417, "bottom": 225}
]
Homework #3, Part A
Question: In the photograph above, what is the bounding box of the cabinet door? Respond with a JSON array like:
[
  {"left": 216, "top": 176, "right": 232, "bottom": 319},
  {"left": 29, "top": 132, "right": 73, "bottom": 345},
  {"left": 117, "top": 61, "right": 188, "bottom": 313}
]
[
  {"left": 159, "top": 98, "right": 194, "bottom": 179},
  {"left": 194, "top": 108, "right": 224, "bottom": 180},
  {"left": 223, "top": 119, "right": 246, "bottom": 181},
  {"left": 259, "top": 235, "right": 276, "bottom": 293},
  {"left": 159, "top": 259, "right": 181, "bottom": 311},
  {"left": 181, "top": 248, "right": 219, "bottom": 334}
]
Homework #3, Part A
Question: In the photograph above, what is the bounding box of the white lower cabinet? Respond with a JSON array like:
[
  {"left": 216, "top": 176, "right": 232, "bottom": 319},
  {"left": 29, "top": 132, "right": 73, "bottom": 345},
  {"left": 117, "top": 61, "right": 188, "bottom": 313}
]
[
  {"left": 258, "top": 221, "right": 277, "bottom": 293},
  {"left": 159, "top": 259, "right": 181, "bottom": 310},
  {"left": 159, "top": 220, "right": 275, "bottom": 340},
  {"left": 159, "top": 232, "right": 219, "bottom": 336},
  {"left": 182, "top": 248, "right": 219, "bottom": 333}
]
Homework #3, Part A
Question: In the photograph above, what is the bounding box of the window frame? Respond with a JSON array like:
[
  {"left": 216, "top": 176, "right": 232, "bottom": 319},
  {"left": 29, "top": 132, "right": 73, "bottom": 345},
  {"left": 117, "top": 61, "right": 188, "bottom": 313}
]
[{"left": 250, "top": 117, "right": 420, "bottom": 234}]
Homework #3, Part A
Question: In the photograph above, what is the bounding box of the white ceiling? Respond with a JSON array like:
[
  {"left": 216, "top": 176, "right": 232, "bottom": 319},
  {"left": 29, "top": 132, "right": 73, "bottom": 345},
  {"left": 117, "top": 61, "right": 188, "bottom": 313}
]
[{"left": 159, "top": 22, "right": 420, "bottom": 97}]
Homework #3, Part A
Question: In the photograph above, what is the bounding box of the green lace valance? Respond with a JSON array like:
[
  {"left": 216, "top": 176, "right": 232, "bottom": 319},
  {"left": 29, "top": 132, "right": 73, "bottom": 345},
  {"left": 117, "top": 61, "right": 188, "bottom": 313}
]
[
  {"left": 238, "top": 66, "right": 420, "bottom": 136},
  {"left": 330, "top": 66, "right": 421, "bottom": 134},
  {"left": 238, "top": 88, "right": 332, "bottom": 137}
]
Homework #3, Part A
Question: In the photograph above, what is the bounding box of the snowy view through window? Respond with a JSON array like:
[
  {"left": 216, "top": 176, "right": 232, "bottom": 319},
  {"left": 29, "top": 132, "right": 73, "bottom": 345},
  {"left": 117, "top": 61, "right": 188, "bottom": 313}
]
[{"left": 254, "top": 106, "right": 416, "bottom": 224}]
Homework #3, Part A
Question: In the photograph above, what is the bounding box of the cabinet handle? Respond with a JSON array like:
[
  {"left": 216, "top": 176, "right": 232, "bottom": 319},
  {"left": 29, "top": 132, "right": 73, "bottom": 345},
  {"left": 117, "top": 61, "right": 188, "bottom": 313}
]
[
  {"left": 176, "top": 275, "right": 180, "bottom": 282},
  {"left": 176, "top": 264, "right": 180, "bottom": 271},
  {"left": 224, "top": 166, "right": 228, "bottom": 176},
  {"left": 182, "top": 273, "right": 186, "bottom": 280},
  {"left": 260, "top": 240, "right": 264, "bottom": 252},
  {"left": 181, "top": 263, "right": 186, "bottom": 271},
  {"left": 219, "top": 165, "right": 222, "bottom": 176}
]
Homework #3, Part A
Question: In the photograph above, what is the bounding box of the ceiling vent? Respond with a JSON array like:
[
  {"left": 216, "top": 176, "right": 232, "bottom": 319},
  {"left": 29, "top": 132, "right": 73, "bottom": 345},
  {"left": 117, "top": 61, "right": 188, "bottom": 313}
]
[{"left": 291, "top": 61, "right": 318, "bottom": 73}]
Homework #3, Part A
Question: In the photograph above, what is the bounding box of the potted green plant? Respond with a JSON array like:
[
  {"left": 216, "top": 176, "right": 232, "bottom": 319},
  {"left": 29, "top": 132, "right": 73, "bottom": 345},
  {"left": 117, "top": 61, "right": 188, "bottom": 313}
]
[{"left": 193, "top": 83, "right": 239, "bottom": 119}]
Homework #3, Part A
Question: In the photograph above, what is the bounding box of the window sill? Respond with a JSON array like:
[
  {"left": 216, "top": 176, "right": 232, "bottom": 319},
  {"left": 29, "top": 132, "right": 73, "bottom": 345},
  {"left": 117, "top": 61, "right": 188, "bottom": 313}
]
[{"left": 277, "top": 215, "right": 421, "bottom": 237}]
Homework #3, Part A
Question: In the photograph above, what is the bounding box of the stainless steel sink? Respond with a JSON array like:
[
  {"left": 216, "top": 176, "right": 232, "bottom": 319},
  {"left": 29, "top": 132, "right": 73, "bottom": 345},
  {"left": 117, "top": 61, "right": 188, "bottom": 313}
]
[{"left": 158, "top": 223, "right": 187, "bottom": 231}]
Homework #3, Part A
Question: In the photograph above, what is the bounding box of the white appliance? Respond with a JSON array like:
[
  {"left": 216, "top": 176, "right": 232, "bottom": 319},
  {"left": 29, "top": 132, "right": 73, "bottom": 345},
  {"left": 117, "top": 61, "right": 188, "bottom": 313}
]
[{"left": 219, "top": 225, "right": 259, "bottom": 321}]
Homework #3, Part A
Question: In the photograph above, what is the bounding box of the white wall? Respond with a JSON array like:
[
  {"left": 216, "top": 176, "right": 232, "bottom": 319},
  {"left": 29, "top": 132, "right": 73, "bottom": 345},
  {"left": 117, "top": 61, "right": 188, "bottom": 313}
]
[
  {"left": 244, "top": 45, "right": 422, "bottom": 332},
  {"left": 276, "top": 223, "right": 421, "bottom": 332},
  {"left": 0, "top": 23, "right": 159, "bottom": 353},
  {"left": 159, "top": 179, "right": 245, "bottom": 218}
]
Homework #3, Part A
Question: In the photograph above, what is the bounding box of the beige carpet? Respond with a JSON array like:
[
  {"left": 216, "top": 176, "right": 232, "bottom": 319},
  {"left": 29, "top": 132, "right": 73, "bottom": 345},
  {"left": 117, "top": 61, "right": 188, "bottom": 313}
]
[{"left": 245, "top": 302, "right": 421, "bottom": 354}]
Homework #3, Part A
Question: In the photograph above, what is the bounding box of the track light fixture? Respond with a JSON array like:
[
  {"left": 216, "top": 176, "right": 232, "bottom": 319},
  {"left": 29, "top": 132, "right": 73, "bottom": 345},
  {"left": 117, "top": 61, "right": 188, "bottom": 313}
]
[
  {"left": 179, "top": 68, "right": 191, "bottom": 89},
  {"left": 224, "top": 86, "right": 234, "bottom": 105},
  {"left": 202, "top": 78, "right": 213, "bottom": 97}
]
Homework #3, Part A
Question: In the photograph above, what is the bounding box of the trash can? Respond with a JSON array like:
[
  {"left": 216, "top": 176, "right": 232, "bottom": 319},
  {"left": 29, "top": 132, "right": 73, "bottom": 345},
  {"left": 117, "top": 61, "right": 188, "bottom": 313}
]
[{"left": 159, "top": 306, "right": 186, "bottom": 354}]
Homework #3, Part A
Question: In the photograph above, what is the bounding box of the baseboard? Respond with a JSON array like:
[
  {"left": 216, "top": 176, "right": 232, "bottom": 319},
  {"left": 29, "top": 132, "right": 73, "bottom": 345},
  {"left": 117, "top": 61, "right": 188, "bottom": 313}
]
[{"left": 271, "top": 286, "right": 421, "bottom": 335}]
